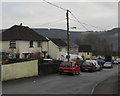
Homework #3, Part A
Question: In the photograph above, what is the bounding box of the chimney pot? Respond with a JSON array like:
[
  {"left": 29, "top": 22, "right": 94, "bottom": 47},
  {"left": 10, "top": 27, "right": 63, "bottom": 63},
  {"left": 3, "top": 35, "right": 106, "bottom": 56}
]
[{"left": 20, "top": 23, "right": 22, "bottom": 26}]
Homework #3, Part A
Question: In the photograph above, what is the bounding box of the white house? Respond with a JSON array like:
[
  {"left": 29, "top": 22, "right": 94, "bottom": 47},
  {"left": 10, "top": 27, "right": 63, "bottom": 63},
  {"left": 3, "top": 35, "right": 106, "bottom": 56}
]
[
  {"left": 48, "top": 38, "right": 67, "bottom": 60},
  {"left": 0, "top": 24, "right": 49, "bottom": 59},
  {"left": 63, "top": 40, "right": 79, "bottom": 54},
  {"left": 78, "top": 45, "right": 93, "bottom": 60}
]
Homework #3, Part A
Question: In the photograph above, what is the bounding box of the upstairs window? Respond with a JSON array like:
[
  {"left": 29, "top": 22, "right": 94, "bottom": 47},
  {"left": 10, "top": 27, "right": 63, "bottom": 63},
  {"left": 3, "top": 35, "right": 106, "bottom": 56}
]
[
  {"left": 9, "top": 41, "right": 16, "bottom": 48},
  {"left": 29, "top": 41, "right": 34, "bottom": 48},
  {"left": 38, "top": 41, "right": 42, "bottom": 47},
  {"left": 59, "top": 48, "right": 62, "bottom": 52}
]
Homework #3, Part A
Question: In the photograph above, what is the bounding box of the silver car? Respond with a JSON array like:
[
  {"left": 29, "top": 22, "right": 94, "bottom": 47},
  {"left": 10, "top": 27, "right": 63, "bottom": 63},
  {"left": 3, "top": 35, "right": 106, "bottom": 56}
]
[{"left": 103, "top": 62, "right": 113, "bottom": 68}]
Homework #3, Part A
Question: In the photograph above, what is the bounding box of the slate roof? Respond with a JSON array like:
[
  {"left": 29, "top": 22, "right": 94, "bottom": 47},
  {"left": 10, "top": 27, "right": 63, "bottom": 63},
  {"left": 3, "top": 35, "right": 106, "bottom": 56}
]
[
  {"left": 79, "top": 45, "right": 92, "bottom": 52},
  {"left": 62, "top": 40, "right": 79, "bottom": 48},
  {"left": 1, "top": 25, "right": 48, "bottom": 41},
  {"left": 50, "top": 38, "right": 67, "bottom": 47}
]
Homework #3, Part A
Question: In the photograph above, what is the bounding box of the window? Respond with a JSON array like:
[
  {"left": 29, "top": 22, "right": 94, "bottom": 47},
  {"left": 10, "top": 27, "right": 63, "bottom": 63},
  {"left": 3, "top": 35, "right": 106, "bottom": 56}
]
[
  {"left": 38, "top": 41, "right": 41, "bottom": 47},
  {"left": 9, "top": 41, "right": 16, "bottom": 48},
  {"left": 29, "top": 41, "right": 34, "bottom": 48},
  {"left": 59, "top": 48, "right": 62, "bottom": 52},
  {"left": 87, "top": 52, "right": 89, "bottom": 55}
]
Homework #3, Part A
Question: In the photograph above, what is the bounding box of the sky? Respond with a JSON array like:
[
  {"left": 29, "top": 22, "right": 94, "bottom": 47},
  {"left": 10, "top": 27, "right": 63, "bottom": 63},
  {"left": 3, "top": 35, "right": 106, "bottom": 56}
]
[{"left": 1, "top": 0, "right": 119, "bottom": 31}]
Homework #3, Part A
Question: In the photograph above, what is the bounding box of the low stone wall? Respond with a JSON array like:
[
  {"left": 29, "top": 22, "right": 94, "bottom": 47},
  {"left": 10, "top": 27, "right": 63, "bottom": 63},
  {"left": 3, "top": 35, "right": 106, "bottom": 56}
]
[{"left": 2, "top": 60, "right": 38, "bottom": 81}]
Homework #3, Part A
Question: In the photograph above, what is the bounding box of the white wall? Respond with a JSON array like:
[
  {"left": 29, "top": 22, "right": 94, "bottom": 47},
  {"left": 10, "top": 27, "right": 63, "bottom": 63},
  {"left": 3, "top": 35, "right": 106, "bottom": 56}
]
[
  {"left": 70, "top": 47, "right": 78, "bottom": 54},
  {"left": 48, "top": 40, "right": 59, "bottom": 60},
  {"left": 0, "top": 41, "right": 2, "bottom": 52},
  {"left": 0, "top": 41, "right": 19, "bottom": 53},
  {"left": 18, "top": 41, "right": 42, "bottom": 58},
  {"left": 78, "top": 52, "right": 92, "bottom": 59},
  {"left": 0, "top": 40, "right": 48, "bottom": 58},
  {"left": 2, "top": 60, "right": 38, "bottom": 81},
  {"left": 41, "top": 41, "right": 48, "bottom": 52},
  {"left": 48, "top": 40, "right": 67, "bottom": 60}
]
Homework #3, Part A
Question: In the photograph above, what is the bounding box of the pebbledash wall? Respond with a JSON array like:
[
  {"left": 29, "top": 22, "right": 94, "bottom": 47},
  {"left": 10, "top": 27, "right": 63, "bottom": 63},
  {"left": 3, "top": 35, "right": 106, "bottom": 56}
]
[
  {"left": 0, "top": 41, "right": 48, "bottom": 58},
  {"left": 2, "top": 60, "right": 38, "bottom": 81}
]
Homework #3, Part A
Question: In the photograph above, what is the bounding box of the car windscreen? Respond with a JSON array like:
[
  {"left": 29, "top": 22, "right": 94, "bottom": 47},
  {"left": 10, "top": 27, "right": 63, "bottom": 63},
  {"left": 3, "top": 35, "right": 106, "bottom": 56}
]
[{"left": 60, "top": 62, "right": 72, "bottom": 67}]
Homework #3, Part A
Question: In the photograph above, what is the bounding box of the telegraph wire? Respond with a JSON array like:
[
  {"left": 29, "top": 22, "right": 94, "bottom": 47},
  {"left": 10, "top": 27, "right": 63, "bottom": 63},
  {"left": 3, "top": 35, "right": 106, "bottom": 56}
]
[
  {"left": 70, "top": 12, "right": 89, "bottom": 31},
  {"left": 42, "top": 0, "right": 67, "bottom": 11},
  {"left": 42, "top": 0, "right": 106, "bottom": 31},
  {"left": 69, "top": 18, "right": 105, "bottom": 31}
]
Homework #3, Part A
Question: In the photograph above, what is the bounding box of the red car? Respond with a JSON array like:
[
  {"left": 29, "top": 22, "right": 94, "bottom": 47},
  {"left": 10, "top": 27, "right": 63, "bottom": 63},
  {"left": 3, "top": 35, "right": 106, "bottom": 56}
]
[{"left": 59, "top": 61, "right": 80, "bottom": 75}]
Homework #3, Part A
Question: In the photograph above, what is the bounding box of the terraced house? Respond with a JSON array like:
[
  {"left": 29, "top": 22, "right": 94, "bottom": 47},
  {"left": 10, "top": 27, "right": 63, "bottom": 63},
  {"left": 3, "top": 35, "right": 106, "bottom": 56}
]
[
  {"left": 48, "top": 38, "right": 67, "bottom": 60},
  {"left": 0, "top": 24, "right": 49, "bottom": 59},
  {"left": 78, "top": 45, "right": 93, "bottom": 60}
]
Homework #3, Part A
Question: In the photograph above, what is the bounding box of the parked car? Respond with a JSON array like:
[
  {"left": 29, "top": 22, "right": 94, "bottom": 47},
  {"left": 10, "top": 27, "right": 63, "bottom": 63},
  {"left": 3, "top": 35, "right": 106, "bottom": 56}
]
[
  {"left": 103, "top": 62, "right": 113, "bottom": 68},
  {"left": 59, "top": 61, "right": 80, "bottom": 75},
  {"left": 116, "top": 58, "right": 120, "bottom": 64},
  {"left": 113, "top": 60, "right": 119, "bottom": 64},
  {"left": 81, "top": 62, "right": 96, "bottom": 72},
  {"left": 86, "top": 60, "right": 101, "bottom": 71}
]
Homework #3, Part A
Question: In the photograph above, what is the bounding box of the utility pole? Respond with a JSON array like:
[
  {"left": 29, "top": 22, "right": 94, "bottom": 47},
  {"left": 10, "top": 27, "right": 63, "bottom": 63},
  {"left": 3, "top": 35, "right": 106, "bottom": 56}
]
[{"left": 66, "top": 10, "right": 70, "bottom": 61}]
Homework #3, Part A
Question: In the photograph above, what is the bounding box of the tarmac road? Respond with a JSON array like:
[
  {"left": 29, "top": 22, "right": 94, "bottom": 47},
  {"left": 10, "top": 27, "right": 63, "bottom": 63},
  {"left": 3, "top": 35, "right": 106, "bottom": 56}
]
[{"left": 2, "top": 65, "right": 118, "bottom": 95}]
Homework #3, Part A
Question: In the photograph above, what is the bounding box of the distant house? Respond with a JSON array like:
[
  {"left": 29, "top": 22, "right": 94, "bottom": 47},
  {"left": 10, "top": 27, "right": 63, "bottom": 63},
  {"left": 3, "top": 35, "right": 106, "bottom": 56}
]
[
  {"left": 63, "top": 40, "right": 79, "bottom": 54},
  {"left": 78, "top": 45, "right": 92, "bottom": 59},
  {"left": 48, "top": 38, "right": 67, "bottom": 60},
  {"left": 0, "top": 24, "right": 49, "bottom": 59}
]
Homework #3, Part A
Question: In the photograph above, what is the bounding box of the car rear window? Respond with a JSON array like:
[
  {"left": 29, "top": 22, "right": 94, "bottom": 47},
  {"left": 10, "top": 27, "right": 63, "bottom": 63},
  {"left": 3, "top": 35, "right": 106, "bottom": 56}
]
[
  {"left": 83, "top": 62, "right": 92, "bottom": 65},
  {"left": 105, "top": 62, "right": 111, "bottom": 64},
  {"left": 60, "top": 62, "right": 72, "bottom": 67}
]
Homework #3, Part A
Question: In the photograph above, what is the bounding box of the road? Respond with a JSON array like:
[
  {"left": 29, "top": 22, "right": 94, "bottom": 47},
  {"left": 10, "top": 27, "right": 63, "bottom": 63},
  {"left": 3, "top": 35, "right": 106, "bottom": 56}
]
[{"left": 2, "top": 65, "right": 118, "bottom": 95}]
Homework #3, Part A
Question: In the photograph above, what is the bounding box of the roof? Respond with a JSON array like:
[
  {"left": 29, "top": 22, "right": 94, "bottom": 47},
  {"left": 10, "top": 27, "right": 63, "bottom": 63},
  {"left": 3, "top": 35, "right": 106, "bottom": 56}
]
[
  {"left": 1, "top": 25, "right": 48, "bottom": 41},
  {"left": 62, "top": 40, "right": 79, "bottom": 48},
  {"left": 78, "top": 45, "right": 92, "bottom": 52},
  {"left": 50, "top": 38, "right": 67, "bottom": 47}
]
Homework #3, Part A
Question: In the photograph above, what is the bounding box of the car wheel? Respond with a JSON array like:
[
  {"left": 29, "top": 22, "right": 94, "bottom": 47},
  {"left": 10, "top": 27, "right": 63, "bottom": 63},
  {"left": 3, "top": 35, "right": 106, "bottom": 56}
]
[
  {"left": 78, "top": 70, "right": 80, "bottom": 75},
  {"left": 94, "top": 67, "right": 97, "bottom": 72},
  {"left": 81, "top": 69, "right": 84, "bottom": 72},
  {"left": 91, "top": 68, "right": 95, "bottom": 72},
  {"left": 73, "top": 71, "right": 76, "bottom": 75},
  {"left": 91, "top": 69, "right": 94, "bottom": 72},
  {"left": 59, "top": 72, "right": 62, "bottom": 75}
]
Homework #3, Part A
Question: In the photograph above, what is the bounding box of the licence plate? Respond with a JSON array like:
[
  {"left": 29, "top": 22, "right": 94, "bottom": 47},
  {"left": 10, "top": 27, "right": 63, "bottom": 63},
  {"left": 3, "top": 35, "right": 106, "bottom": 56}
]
[
  {"left": 64, "top": 71, "right": 69, "bottom": 72},
  {"left": 85, "top": 69, "right": 88, "bottom": 70}
]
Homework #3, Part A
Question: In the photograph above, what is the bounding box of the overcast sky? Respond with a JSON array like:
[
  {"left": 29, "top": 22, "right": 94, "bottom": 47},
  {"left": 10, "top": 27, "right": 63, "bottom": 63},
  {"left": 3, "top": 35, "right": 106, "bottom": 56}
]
[{"left": 1, "top": 0, "right": 118, "bottom": 31}]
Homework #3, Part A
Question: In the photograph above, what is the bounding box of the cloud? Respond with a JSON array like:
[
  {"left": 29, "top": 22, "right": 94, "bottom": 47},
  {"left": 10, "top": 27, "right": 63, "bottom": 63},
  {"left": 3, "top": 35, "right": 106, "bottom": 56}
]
[{"left": 2, "top": 2, "right": 118, "bottom": 31}]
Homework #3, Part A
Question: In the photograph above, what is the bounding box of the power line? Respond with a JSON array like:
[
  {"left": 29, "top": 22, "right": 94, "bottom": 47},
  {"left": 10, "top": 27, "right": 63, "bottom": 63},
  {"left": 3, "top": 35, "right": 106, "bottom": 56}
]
[
  {"left": 42, "top": 0, "right": 67, "bottom": 11},
  {"left": 42, "top": 0, "right": 93, "bottom": 31},
  {"left": 70, "top": 18, "right": 106, "bottom": 31},
  {"left": 71, "top": 17, "right": 106, "bottom": 31},
  {"left": 70, "top": 12, "right": 90, "bottom": 31},
  {"left": 42, "top": 0, "right": 106, "bottom": 31}
]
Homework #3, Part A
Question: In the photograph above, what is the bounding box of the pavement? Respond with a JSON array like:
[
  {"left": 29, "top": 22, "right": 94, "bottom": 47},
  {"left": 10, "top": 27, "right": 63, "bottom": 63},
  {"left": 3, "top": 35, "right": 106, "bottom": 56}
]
[
  {"left": 92, "top": 66, "right": 119, "bottom": 96},
  {"left": 92, "top": 74, "right": 118, "bottom": 94}
]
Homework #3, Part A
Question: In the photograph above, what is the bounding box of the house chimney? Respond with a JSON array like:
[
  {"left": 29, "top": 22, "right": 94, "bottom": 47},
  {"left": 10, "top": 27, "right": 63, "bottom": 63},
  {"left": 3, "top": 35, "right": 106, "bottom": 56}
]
[{"left": 20, "top": 23, "right": 22, "bottom": 26}]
